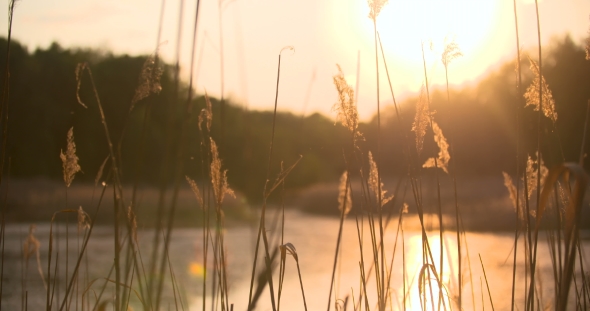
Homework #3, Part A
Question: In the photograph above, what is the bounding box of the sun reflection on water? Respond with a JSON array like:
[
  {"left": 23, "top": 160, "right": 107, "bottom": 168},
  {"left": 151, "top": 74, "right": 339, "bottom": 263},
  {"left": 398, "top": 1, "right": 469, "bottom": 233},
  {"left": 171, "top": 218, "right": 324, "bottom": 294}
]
[{"left": 401, "top": 233, "right": 458, "bottom": 311}]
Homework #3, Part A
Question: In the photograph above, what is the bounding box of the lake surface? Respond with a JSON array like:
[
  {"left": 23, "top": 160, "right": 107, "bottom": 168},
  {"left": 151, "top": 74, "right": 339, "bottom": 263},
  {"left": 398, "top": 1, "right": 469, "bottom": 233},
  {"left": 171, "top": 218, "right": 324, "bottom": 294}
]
[{"left": 2, "top": 210, "right": 588, "bottom": 311}]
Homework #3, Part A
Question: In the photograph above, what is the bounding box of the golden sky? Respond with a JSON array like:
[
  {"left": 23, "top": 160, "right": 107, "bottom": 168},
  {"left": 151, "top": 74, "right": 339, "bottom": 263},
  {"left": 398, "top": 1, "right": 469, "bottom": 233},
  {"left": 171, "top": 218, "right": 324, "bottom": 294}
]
[{"left": 3, "top": 0, "right": 590, "bottom": 120}]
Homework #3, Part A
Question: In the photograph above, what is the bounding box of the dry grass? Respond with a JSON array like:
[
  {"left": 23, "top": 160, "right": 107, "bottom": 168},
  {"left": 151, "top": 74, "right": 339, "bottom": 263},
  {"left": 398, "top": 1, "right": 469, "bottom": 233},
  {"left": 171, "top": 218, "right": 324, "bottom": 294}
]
[{"left": 1, "top": 1, "right": 590, "bottom": 311}]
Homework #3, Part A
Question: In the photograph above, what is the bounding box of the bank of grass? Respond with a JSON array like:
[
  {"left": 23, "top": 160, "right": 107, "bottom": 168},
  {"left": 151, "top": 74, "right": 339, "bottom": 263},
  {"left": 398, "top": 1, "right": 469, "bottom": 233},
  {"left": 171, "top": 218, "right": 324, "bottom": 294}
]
[{"left": 1, "top": 0, "right": 590, "bottom": 311}]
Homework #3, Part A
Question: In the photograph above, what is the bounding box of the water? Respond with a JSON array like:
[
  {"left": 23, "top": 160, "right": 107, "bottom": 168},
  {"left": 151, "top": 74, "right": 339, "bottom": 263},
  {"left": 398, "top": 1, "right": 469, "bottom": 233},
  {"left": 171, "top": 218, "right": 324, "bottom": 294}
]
[{"left": 2, "top": 210, "right": 588, "bottom": 311}]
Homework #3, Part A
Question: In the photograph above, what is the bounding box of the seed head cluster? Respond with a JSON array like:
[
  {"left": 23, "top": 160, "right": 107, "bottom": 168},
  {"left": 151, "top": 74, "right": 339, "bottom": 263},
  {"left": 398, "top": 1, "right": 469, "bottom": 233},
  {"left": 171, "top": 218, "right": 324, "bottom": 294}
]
[
  {"left": 423, "top": 121, "right": 450, "bottom": 174},
  {"left": 60, "top": 127, "right": 81, "bottom": 188},
  {"left": 368, "top": 151, "right": 392, "bottom": 208},
  {"left": 337, "top": 171, "right": 352, "bottom": 216},
  {"left": 367, "top": 0, "right": 388, "bottom": 21},
  {"left": 199, "top": 92, "right": 213, "bottom": 133},
  {"left": 332, "top": 64, "right": 363, "bottom": 146},
  {"left": 525, "top": 152, "right": 548, "bottom": 200},
  {"left": 131, "top": 54, "right": 163, "bottom": 107},
  {"left": 524, "top": 57, "right": 557, "bottom": 123},
  {"left": 186, "top": 176, "right": 204, "bottom": 209},
  {"left": 412, "top": 86, "right": 429, "bottom": 156},
  {"left": 442, "top": 38, "right": 463, "bottom": 68},
  {"left": 210, "top": 138, "right": 235, "bottom": 207}
]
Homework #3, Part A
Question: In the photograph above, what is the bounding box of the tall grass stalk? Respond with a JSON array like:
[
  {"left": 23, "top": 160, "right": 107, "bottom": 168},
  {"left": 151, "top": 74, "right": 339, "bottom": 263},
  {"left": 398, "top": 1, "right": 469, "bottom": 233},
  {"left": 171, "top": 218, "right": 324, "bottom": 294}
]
[
  {"left": 0, "top": 4, "right": 15, "bottom": 304},
  {"left": 125, "top": 0, "right": 167, "bottom": 307},
  {"left": 371, "top": 13, "right": 386, "bottom": 311},
  {"left": 147, "top": 0, "right": 186, "bottom": 302},
  {"left": 57, "top": 181, "right": 109, "bottom": 311},
  {"left": 195, "top": 93, "right": 213, "bottom": 311},
  {"left": 0, "top": 175, "right": 5, "bottom": 311},
  {"left": 149, "top": 0, "right": 212, "bottom": 309},
  {"left": 377, "top": 31, "right": 415, "bottom": 174},
  {"left": 510, "top": 1, "right": 524, "bottom": 310},
  {"left": 247, "top": 46, "right": 293, "bottom": 311},
  {"left": 527, "top": 1, "right": 545, "bottom": 309},
  {"left": 75, "top": 63, "right": 128, "bottom": 310},
  {"left": 0, "top": 0, "right": 17, "bottom": 188},
  {"left": 479, "top": 254, "right": 495, "bottom": 311},
  {"left": 440, "top": 38, "right": 463, "bottom": 310},
  {"left": 326, "top": 171, "right": 351, "bottom": 311},
  {"left": 420, "top": 41, "right": 447, "bottom": 311},
  {"left": 148, "top": 0, "right": 191, "bottom": 310}
]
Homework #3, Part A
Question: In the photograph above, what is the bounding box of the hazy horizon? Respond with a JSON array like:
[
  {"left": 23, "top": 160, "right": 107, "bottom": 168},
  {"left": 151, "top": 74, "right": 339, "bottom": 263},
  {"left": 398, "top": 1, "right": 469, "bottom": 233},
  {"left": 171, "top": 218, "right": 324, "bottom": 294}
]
[{"left": 2, "top": 0, "right": 589, "bottom": 121}]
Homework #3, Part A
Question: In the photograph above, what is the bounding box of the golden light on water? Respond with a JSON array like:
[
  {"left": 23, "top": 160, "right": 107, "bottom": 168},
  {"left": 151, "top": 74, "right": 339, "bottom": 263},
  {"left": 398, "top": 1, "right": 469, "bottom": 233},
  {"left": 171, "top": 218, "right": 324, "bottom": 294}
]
[{"left": 404, "top": 234, "right": 458, "bottom": 311}]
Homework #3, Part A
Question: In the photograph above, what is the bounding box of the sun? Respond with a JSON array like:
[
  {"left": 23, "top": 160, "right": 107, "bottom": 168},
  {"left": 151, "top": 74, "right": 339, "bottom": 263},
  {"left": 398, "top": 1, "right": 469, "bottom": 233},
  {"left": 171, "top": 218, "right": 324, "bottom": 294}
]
[
  {"left": 379, "top": 1, "right": 496, "bottom": 55},
  {"left": 359, "top": 0, "right": 502, "bottom": 89}
]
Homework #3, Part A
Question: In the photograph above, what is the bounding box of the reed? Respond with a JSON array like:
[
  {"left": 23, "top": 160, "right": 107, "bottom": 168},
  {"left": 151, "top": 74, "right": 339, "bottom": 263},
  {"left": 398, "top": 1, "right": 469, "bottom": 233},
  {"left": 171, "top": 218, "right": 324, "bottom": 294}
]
[
  {"left": 247, "top": 45, "right": 294, "bottom": 311},
  {"left": 3, "top": 1, "right": 590, "bottom": 311}
]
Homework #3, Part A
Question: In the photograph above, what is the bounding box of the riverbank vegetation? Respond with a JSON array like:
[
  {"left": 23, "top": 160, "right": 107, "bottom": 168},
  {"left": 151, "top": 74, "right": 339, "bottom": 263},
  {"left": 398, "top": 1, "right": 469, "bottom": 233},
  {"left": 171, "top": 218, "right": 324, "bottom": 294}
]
[{"left": 1, "top": 0, "right": 590, "bottom": 310}]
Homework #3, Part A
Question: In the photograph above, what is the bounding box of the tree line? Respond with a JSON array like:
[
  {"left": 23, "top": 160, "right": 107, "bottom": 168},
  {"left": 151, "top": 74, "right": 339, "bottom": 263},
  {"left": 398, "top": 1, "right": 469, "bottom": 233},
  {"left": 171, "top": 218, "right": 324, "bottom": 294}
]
[{"left": 0, "top": 36, "right": 588, "bottom": 202}]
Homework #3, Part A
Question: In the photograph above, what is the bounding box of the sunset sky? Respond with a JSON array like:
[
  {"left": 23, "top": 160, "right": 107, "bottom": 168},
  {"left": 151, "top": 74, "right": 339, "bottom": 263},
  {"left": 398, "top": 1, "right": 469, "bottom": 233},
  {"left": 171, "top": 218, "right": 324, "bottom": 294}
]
[{"left": 2, "top": 0, "right": 590, "bottom": 120}]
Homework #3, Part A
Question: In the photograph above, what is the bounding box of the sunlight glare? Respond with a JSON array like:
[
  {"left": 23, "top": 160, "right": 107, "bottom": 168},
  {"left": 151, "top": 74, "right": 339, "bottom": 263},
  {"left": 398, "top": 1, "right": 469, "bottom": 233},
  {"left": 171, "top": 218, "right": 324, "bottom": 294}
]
[
  {"left": 375, "top": 0, "right": 496, "bottom": 60},
  {"left": 360, "top": 0, "right": 500, "bottom": 90},
  {"left": 403, "top": 234, "right": 458, "bottom": 310}
]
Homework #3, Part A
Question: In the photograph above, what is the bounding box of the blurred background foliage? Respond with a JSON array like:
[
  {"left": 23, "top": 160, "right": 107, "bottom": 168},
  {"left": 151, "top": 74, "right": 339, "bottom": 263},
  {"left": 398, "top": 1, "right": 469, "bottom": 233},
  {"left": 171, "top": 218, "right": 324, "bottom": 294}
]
[{"left": 0, "top": 35, "right": 589, "bottom": 203}]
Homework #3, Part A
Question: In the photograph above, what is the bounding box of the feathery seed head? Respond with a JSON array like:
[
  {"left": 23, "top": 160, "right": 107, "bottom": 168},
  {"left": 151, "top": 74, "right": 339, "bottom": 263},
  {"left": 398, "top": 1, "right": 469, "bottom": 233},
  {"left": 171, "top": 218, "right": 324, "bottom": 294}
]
[
  {"left": 368, "top": 151, "right": 393, "bottom": 208},
  {"left": 524, "top": 152, "right": 548, "bottom": 199},
  {"left": 502, "top": 172, "right": 523, "bottom": 221},
  {"left": 337, "top": 171, "right": 352, "bottom": 216},
  {"left": 367, "top": 0, "right": 388, "bottom": 21},
  {"left": 332, "top": 64, "right": 363, "bottom": 145},
  {"left": 77, "top": 206, "right": 90, "bottom": 232},
  {"left": 199, "top": 92, "right": 213, "bottom": 132},
  {"left": 412, "top": 86, "right": 429, "bottom": 155},
  {"left": 442, "top": 38, "right": 462, "bottom": 67},
  {"left": 523, "top": 57, "right": 557, "bottom": 123},
  {"left": 422, "top": 121, "right": 450, "bottom": 174},
  {"left": 131, "top": 54, "right": 163, "bottom": 108},
  {"left": 210, "top": 138, "right": 235, "bottom": 207},
  {"left": 186, "top": 176, "right": 204, "bottom": 209},
  {"left": 60, "top": 127, "right": 81, "bottom": 188}
]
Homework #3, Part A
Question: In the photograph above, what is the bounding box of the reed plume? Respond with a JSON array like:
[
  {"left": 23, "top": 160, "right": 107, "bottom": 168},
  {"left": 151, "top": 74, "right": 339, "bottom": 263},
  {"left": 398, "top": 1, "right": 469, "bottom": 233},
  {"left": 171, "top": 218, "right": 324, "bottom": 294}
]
[
  {"left": 60, "top": 127, "right": 81, "bottom": 188},
  {"left": 131, "top": 53, "right": 163, "bottom": 107},
  {"left": 210, "top": 138, "right": 235, "bottom": 206},
  {"left": 442, "top": 38, "right": 463, "bottom": 68},
  {"left": 525, "top": 152, "right": 548, "bottom": 200},
  {"left": 368, "top": 151, "right": 392, "bottom": 207},
  {"left": 186, "top": 176, "right": 204, "bottom": 208},
  {"left": 199, "top": 92, "right": 213, "bottom": 133},
  {"left": 502, "top": 172, "right": 524, "bottom": 221},
  {"left": 337, "top": 171, "right": 352, "bottom": 216},
  {"left": 367, "top": 0, "right": 388, "bottom": 20},
  {"left": 77, "top": 206, "right": 90, "bottom": 232},
  {"left": 423, "top": 121, "right": 450, "bottom": 174},
  {"left": 524, "top": 57, "right": 557, "bottom": 123},
  {"left": 412, "top": 86, "right": 429, "bottom": 155},
  {"left": 332, "top": 65, "right": 362, "bottom": 145}
]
